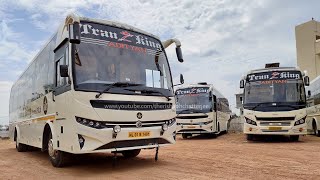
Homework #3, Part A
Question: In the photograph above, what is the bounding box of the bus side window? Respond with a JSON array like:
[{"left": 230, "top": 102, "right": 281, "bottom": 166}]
[{"left": 56, "top": 57, "right": 66, "bottom": 87}]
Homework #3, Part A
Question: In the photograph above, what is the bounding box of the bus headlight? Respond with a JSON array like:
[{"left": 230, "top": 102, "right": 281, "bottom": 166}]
[
  {"left": 162, "top": 124, "right": 168, "bottom": 131},
  {"left": 113, "top": 125, "right": 121, "bottom": 133},
  {"left": 245, "top": 117, "right": 257, "bottom": 126},
  {"left": 294, "top": 117, "right": 306, "bottom": 126}
]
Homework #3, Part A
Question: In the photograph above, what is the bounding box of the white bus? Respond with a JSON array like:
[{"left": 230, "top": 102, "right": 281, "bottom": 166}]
[
  {"left": 175, "top": 83, "right": 231, "bottom": 139},
  {"left": 239, "top": 63, "right": 310, "bottom": 141},
  {"left": 9, "top": 14, "right": 185, "bottom": 167},
  {"left": 305, "top": 76, "right": 320, "bottom": 136}
]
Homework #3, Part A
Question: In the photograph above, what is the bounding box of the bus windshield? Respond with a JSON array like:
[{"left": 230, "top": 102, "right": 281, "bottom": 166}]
[
  {"left": 74, "top": 21, "right": 173, "bottom": 95},
  {"left": 244, "top": 71, "right": 306, "bottom": 111},
  {"left": 175, "top": 87, "right": 212, "bottom": 114}
]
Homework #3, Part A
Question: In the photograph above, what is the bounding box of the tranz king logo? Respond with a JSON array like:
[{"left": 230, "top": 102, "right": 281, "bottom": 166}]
[
  {"left": 248, "top": 71, "right": 300, "bottom": 82},
  {"left": 176, "top": 88, "right": 209, "bottom": 95},
  {"left": 80, "top": 23, "right": 162, "bottom": 50}
]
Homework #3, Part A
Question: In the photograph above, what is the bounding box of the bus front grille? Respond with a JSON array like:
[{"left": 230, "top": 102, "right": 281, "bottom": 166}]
[
  {"left": 95, "top": 138, "right": 170, "bottom": 150},
  {"left": 259, "top": 121, "right": 291, "bottom": 126},
  {"left": 256, "top": 117, "right": 295, "bottom": 121}
]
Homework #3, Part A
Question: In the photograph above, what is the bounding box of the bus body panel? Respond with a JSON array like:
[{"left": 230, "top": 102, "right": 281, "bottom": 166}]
[
  {"left": 243, "top": 109, "right": 307, "bottom": 135},
  {"left": 9, "top": 15, "right": 179, "bottom": 158},
  {"left": 241, "top": 67, "right": 308, "bottom": 136},
  {"left": 175, "top": 84, "right": 231, "bottom": 135}
]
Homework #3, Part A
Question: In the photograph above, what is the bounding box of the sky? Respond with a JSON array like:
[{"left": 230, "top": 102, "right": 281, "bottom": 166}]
[{"left": 0, "top": 0, "right": 319, "bottom": 124}]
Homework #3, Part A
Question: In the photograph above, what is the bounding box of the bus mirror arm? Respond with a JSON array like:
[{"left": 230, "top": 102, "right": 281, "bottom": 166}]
[
  {"left": 65, "top": 13, "right": 81, "bottom": 44},
  {"left": 52, "top": 90, "right": 55, "bottom": 102},
  {"left": 162, "top": 39, "right": 183, "bottom": 62}
]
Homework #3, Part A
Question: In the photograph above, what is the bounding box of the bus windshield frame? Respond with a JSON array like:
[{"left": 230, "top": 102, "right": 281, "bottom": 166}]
[
  {"left": 175, "top": 87, "right": 212, "bottom": 114},
  {"left": 71, "top": 21, "right": 174, "bottom": 97},
  {"left": 243, "top": 70, "right": 306, "bottom": 111}
]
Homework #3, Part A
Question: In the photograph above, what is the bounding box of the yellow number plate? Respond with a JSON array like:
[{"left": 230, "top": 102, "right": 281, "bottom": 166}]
[
  {"left": 128, "top": 131, "right": 151, "bottom": 138},
  {"left": 188, "top": 126, "right": 196, "bottom": 128},
  {"left": 268, "top": 126, "right": 282, "bottom": 131}
]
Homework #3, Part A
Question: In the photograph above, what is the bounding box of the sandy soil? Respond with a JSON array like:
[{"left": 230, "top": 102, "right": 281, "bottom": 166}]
[{"left": 0, "top": 133, "right": 320, "bottom": 180}]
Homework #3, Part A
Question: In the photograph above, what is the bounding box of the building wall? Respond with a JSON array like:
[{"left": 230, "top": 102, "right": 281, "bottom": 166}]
[{"left": 295, "top": 20, "right": 320, "bottom": 81}]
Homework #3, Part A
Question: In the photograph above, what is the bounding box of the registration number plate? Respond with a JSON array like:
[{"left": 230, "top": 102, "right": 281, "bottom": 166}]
[
  {"left": 268, "top": 126, "right": 282, "bottom": 131},
  {"left": 128, "top": 131, "right": 150, "bottom": 138},
  {"left": 188, "top": 126, "right": 196, "bottom": 128}
]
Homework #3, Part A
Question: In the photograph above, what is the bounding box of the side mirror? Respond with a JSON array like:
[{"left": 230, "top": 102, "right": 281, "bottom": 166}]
[
  {"left": 60, "top": 65, "right": 69, "bottom": 77},
  {"left": 240, "top": 96, "right": 243, "bottom": 102},
  {"left": 304, "top": 76, "right": 310, "bottom": 86},
  {"left": 69, "top": 22, "right": 81, "bottom": 44},
  {"left": 176, "top": 47, "right": 183, "bottom": 62},
  {"left": 209, "top": 91, "right": 213, "bottom": 100},
  {"left": 240, "top": 80, "right": 245, "bottom": 88},
  {"left": 180, "top": 74, "right": 184, "bottom": 84},
  {"left": 308, "top": 90, "right": 311, "bottom": 97}
]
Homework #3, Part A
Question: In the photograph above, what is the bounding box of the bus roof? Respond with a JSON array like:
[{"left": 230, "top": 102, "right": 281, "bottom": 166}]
[{"left": 244, "top": 67, "right": 302, "bottom": 77}]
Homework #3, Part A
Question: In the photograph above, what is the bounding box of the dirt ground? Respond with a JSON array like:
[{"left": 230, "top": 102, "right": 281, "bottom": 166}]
[{"left": 0, "top": 133, "right": 320, "bottom": 180}]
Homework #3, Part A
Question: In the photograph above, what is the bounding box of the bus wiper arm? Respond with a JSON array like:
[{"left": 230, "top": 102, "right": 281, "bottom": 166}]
[
  {"left": 124, "top": 88, "right": 171, "bottom": 101},
  {"left": 95, "top": 82, "right": 142, "bottom": 98},
  {"left": 177, "top": 108, "right": 205, "bottom": 116}
]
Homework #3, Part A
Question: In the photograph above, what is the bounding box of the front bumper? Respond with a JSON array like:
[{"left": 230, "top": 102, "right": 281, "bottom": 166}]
[
  {"left": 176, "top": 123, "right": 215, "bottom": 134},
  {"left": 243, "top": 123, "right": 307, "bottom": 135},
  {"left": 69, "top": 124, "right": 176, "bottom": 154}
]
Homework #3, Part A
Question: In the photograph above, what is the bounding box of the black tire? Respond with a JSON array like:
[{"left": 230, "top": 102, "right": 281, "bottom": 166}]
[
  {"left": 313, "top": 121, "right": 320, "bottom": 137},
  {"left": 16, "top": 138, "right": 28, "bottom": 152},
  {"left": 289, "top": 135, "right": 299, "bottom": 142},
  {"left": 182, "top": 133, "right": 190, "bottom": 139},
  {"left": 15, "top": 130, "right": 28, "bottom": 152},
  {"left": 246, "top": 134, "right": 254, "bottom": 141},
  {"left": 121, "top": 149, "right": 141, "bottom": 158},
  {"left": 47, "top": 133, "right": 69, "bottom": 167}
]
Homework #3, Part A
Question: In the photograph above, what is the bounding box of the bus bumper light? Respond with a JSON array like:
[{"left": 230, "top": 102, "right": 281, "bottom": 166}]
[
  {"left": 78, "top": 134, "right": 85, "bottom": 149},
  {"left": 112, "top": 125, "right": 121, "bottom": 139},
  {"left": 299, "top": 128, "right": 303, "bottom": 132},
  {"left": 249, "top": 127, "right": 253, "bottom": 131},
  {"left": 160, "top": 124, "right": 168, "bottom": 136}
]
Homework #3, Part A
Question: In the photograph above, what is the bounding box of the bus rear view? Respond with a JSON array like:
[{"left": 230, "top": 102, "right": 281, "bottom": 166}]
[{"left": 240, "top": 63, "right": 309, "bottom": 141}]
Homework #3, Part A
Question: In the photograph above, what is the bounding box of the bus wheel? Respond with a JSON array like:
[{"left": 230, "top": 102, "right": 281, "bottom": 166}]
[
  {"left": 48, "top": 133, "right": 69, "bottom": 167},
  {"left": 121, "top": 149, "right": 141, "bottom": 158},
  {"left": 312, "top": 121, "right": 320, "bottom": 137},
  {"left": 15, "top": 130, "right": 28, "bottom": 152},
  {"left": 16, "top": 138, "right": 28, "bottom": 152},
  {"left": 246, "top": 134, "right": 254, "bottom": 141},
  {"left": 182, "top": 134, "right": 190, "bottom": 139},
  {"left": 289, "top": 135, "right": 299, "bottom": 142}
]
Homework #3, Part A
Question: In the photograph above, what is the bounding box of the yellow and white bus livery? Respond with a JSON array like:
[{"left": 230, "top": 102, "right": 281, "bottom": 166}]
[
  {"left": 175, "top": 83, "right": 231, "bottom": 139},
  {"left": 240, "top": 63, "right": 310, "bottom": 141},
  {"left": 9, "top": 14, "right": 184, "bottom": 167}
]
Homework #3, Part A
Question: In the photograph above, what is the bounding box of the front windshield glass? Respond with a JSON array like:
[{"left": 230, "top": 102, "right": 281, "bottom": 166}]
[
  {"left": 175, "top": 87, "right": 211, "bottom": 114},
  {"left": 74, "top": 21, "right": 173, "bottom": 95},
  {"left": 244, "top": 70, "right": 306, "bottom": 111}
]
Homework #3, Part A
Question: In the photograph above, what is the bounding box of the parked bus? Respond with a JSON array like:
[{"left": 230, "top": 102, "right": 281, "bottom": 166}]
[
  {"left": 305, "top": 76, "right": 320, "bottom": 136},
  {"left": 239, "top": 63, "right": 309, "bottom": 141},
  {"left": 9, "top": 14, "right": 185, "bottom": 167},
  {"left": 175, "top": 83, "right": 231, "bottom": 139}
]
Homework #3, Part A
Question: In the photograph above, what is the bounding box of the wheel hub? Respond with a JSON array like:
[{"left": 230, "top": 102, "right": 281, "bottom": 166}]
[{"left": 48, "top": 139, "right": 57, "bottom": 159}]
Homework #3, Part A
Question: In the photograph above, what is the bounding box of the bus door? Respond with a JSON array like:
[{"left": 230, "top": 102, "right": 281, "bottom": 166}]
[
  {"left": 211, "top": 93, "right": 218, "bottom": 132},
  {"left": 53, "top": 41, "right": 71, "bottom": 149}
]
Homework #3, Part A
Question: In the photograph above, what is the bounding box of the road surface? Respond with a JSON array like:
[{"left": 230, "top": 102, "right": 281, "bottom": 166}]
[{"left": 0, "top": 134, "right": 319, "bottom": 179}]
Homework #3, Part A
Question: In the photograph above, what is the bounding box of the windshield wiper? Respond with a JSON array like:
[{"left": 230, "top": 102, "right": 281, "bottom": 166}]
[
  {"left": 177, "top": 108, "right": 205, "bottom": 115},
  {"left": 124, "top": 88, "right": 171, "bottom": 101},
  {"left": 95, "top": 82, "right": 142, "bottom": 98}
]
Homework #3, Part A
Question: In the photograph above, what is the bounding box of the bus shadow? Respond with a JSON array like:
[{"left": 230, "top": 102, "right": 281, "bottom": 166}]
[
  {"left": 17, "top": 148, "right": 169, "bottom": 175},
  {"left": 246, "top": 135, "right": 305, "bottom": 143},
  {"left": 178, "top": 133, "right": 225, "bottom": 140}
]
